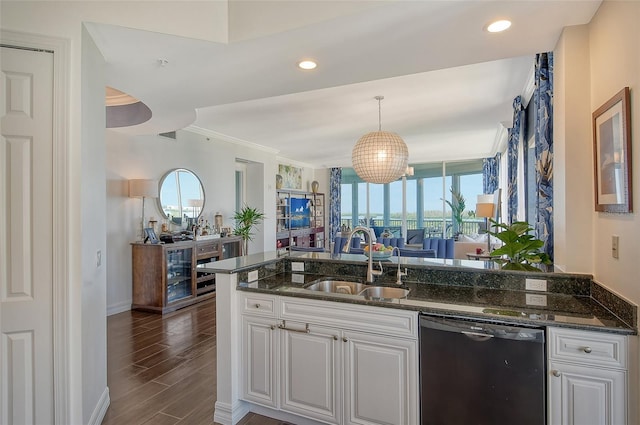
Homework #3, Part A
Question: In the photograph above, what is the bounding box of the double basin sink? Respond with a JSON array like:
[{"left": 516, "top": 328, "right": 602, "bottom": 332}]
[{"left": 304, "top": 279, "right": 410, "bottom": 301}]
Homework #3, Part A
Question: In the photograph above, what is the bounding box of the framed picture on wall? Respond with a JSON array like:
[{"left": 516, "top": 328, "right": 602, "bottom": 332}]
[{"left": 592, "top": 87, "right": 632, "bottom": 213}]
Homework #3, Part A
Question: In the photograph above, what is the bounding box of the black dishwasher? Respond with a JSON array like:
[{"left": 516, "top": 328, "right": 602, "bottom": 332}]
[{"left": 420, "top": 315, "right": 546, "bottom": 425}]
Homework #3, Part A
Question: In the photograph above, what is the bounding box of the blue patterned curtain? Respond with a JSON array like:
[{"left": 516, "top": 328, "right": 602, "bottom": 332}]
[
  {"left": 534, "top": 52, "right": 554, "bottom": 261},
  {"left": 329, "top": 168, "right": 342, "bottom": 243},
  {"left": 482, "top": 153, "right": 500, "bottom": 194},
  {"left": 507, "top": 96, "right": 523, "bottom": 224}
]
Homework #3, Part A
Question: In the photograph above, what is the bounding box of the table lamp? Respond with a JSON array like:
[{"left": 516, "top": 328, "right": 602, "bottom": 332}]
[
  {"left": 475, "top": 194, "right": 495, "bottom": 254},
  {"left": 129, "top": 179, "right": 158, "bottom": 241}
]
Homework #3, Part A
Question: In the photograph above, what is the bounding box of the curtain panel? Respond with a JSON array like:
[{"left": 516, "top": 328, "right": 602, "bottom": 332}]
[
  {"left": 329, "top": 167, "right": 342, "bottom": 243},
  {"left": 534, "top": 52, "right": 554, "bottom": 260},
  {"left": 482, "top": 153, "right": 501, "bottom": 194},
  {"left": 507, "top": 96, "right": 523, "bottom": 224}
]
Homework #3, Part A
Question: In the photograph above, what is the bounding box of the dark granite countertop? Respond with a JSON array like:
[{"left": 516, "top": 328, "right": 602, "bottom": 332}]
[{"left": 238, "top": 272, "right": 635, "bottom": 335}]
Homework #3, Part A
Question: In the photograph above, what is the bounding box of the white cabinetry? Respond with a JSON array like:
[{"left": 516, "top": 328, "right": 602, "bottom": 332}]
[
  {"left": 343, "top": 331, "right": 417, "bottom": 425},
  {"left": 548, "top": 327, "right": 628, "bottom": 425},
  {"left": 240, "top": 293, "right": 419, "bottom": 425}
]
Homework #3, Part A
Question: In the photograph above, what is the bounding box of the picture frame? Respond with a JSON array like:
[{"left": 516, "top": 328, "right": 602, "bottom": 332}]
[
  {"left": 144, "top": 227, "right": 160, "bottom": 244},
  {"left": 278, "top": 164, "right": 303, "bottom": 190},
  {"left": 593, "top": 87, "right": 632, "bottom": 213}
]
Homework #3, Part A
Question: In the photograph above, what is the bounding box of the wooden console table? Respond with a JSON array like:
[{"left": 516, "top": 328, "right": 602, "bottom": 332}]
[{"left": 131, "top": 236, "right": 242, "bottom": 314}]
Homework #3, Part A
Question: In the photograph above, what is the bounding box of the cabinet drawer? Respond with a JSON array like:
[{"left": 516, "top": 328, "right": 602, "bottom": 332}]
[
  {"left": 196, "top": 241, "right": 220, "bottom": 257},
  {"left": 280, "top": 297, "right": 417, "bottom": 339},
  {"left": 548, "top": 327, "right": 627, "bottom": 369},
  {"left": 240, "top": 293, "right": 277, "bottom": 317}
]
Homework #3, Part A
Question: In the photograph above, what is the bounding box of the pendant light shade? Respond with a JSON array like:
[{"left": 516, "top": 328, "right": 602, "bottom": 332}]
[{"left": 352, "top": 96, "right": 409, "bottom": 184}]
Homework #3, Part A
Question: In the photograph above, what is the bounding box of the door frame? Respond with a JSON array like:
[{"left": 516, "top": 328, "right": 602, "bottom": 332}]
[{"left": 1, "top": 30, "right": 72, "bottom": 424}]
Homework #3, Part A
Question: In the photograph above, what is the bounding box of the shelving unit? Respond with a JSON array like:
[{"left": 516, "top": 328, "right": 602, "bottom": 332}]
[
  {"left": 131, "top": 236, "right": 243, "bottom": 314},
  {"left": 276, "top": 190, "right": 325, "bottom": 251}
]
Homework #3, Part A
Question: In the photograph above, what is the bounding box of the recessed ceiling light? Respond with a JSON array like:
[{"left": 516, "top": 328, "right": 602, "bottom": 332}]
[
  {"left": 487, "top": 19, "right": 512, "bottom": 33},
  {"left": 298, "top": 60, "right": 317, "bottom": 70}
]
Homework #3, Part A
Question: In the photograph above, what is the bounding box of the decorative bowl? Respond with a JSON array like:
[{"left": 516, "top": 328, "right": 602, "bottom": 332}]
[{"left": 364, "top": 250, "right": 393, "bottom": 259}]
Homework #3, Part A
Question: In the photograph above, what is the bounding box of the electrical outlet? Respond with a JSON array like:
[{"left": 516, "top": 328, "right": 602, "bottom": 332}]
[
  {"left": 525, "top": 278, "right": 547, "bottom": 292},
  {"left": 291, "top": 273, "right": 305, "bottom": 284},
  {"left": 248, "top": 270, "right": 259, "bottom": 282},
  {"left": 612, "top": 235, "right": 619, "bottom": 259},
  {"left": 96, "top": 250, "right": 102, "bottom": 267},
  {"left": 526, "top": 293, "right": 548, "bottom": 307},
  {"left": 291, "top": 262, "right": 304, "bottom": 272}
]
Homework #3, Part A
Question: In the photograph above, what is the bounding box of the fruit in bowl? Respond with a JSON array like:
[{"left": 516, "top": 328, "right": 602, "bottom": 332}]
[{"left": 363, "top": 243, "right": 394, "bottom": 258}]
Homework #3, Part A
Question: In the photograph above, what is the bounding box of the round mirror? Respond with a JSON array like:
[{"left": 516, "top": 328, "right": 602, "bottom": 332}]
[{"left": 158, "top": 168, "right": 205, "bottom": 228}]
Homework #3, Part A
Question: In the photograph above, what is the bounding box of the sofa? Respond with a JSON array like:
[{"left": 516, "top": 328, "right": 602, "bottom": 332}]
[{"left": 453, "top": 234, "right": 500, "bottom": 259}]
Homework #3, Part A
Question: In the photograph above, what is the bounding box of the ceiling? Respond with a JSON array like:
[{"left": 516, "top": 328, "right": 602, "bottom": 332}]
[{"left": 89, "top": 0, "right": 602, "bottom": 168}]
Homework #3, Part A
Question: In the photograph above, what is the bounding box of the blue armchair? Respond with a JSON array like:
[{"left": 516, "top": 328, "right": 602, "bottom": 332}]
[
  {"left": 422, "top": 238, "right": 455, "bottom": 259},
  {"left": 398, "top": 248, "right": 436, "bottom": 258},
  {"left": 376, "top": 237, "right": 405, "bottom": 249},
  {"left": 333, "top": 236, "right": 363, "bottom": 254}
]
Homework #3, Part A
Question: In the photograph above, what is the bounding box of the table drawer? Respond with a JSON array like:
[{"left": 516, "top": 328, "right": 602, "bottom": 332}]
[
  {"left": 196, "top": 241, "right": 220, "bottom": 257},
  {"left": 548, "top": 327, "right": 627, "bottom": 368},
  {"left": 240, "top": 293, "right": 276, "bottom": 317}
]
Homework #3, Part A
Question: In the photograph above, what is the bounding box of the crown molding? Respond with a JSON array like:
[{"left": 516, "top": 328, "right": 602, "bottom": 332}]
[{"left": 490, "top": 121, "right": 510, "bottom": 155}]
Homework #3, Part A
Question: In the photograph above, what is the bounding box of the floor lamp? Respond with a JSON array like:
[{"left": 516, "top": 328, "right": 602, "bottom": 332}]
[
  {"left": 476, "top": 194, "right": 495, "bottom": 254},
  {"left": 129, "top": 179, "right": 158, "bottom": 241}
]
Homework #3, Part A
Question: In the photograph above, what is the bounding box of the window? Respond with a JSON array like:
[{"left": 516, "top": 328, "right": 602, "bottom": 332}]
[{"left": 340, "top": 159, "right": 483, "bottom": 238}]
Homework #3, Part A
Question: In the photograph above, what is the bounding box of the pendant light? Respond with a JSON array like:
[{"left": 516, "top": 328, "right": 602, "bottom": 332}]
[{"left": 352, "top": 96, "right": 409, "bottom": 184}]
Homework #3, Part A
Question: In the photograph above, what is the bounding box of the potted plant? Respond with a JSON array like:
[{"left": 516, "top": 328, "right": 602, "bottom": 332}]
[
  {"left": 233, "top": 204, "right": 265, "bottom": 256},
  {"left": 488, "top": 220, "right": 551, "bottom": 272},
  {"left": 444, "top": 188, "right": 465, "bottom": 238}
]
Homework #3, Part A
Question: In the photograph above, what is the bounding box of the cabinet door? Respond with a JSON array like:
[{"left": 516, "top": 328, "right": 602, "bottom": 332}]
[
  {"left": 548, "top": 361, "right": 626, "bottom": 425},
  {"left": 242, "top": 316, "right": 278, "bottom": 408},
  {"left": 280, "top": 323, "right": 341, "bottom": 424},
  {"left": 343, "top": 331, "right": 418, "bottom": 425}
]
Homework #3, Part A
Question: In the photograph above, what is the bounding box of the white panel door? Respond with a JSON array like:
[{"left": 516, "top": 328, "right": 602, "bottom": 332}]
[
  {"left": 549, "top": 361, "right": 627, "bottom": 425},
  {"left": 280, "top": 323, "right": 341, "bottom": 424},
  {"left": 343, "top": 331, "right": 418, "bottom": 425},
  {"left": 242, "top": 315, "right": 278, "bottom": 408},
  {"left": 0, "top": 46, "right": 54, "bottom": 425}
]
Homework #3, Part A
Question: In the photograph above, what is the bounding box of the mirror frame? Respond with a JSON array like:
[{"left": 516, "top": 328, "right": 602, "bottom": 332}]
[{"left": 157, "top": 168, "right": 205, "bottom": 227}]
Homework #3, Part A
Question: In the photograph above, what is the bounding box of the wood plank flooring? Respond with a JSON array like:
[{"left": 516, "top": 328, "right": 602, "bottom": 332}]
[{"left": 104, "top": 297, "right": 290, "bottom": 425}]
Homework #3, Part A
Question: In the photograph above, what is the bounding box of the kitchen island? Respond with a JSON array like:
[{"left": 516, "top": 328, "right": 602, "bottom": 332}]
[{"left": 205, "top": 251, "right": 636, "bottom": 425}]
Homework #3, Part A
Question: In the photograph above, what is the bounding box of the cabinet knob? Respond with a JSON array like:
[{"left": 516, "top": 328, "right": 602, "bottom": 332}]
[
  {"left": 270, "top": 325, "right": 276, "bottom": 330},
  {"left": 582, "top": 346, "right": 592, "bottom": 354},
  {"left": 342, "top": 337, "right": 348, "bottom": 342},
  {"left": 333, "top": 335, "right": 338, "bottom": 341},
  {"left": 254, "top": 303, "right": 260, "bottom": 308},
  {"left": 551, "top": 370, "right": 561, "bottom": 377}
]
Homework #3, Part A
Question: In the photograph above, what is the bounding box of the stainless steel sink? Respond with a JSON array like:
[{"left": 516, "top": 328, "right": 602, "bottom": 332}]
[
  {"left": 304, "top": 279, "right": 409, "bottom": 300},
  {"left": 304, "top": 280, "right": 367, "bottom": 295},
  {"left": 359, "top": 286, "right": 410, "bottom": 300}
]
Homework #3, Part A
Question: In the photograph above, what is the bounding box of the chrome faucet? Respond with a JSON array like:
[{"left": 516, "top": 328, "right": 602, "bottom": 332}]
[
  {"left": 391, "top": 247, "right": 407, "bottom": 285},
  {"left": 342, "top": 226, "right": 383, "bottom": 283}
]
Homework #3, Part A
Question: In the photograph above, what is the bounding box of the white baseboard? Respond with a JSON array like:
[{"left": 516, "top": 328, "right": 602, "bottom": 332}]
[
  {"left": 107, "top": 300, "right": 131, "bottom": 316},
  {"left": 250, "top": 404, "right": 326, "bottom": 425},
  {"left": 214, "top": 400, "right": 250, "bottom": 425},
  {"left": 87, "top": 387, "right": 110, "bottom": 425}
]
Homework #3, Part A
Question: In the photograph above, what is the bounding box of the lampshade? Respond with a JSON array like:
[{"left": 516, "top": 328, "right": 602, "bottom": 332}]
[
  {"left": 187, "top": 198, "right": 203, "bottom": 208},
  {"left": 476, "top": 194, "right": 495, "bottom": 218},
  {"left": 129, "top": 179, "right": 157, "bottom": 198},
  {"left": 352, "top": 96, "right": 409, "bottom": 184}
]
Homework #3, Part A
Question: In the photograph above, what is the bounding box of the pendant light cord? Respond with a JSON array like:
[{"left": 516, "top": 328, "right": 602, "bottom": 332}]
[{"left": 375, "top": 95, "right": 384, "bottom": 131}]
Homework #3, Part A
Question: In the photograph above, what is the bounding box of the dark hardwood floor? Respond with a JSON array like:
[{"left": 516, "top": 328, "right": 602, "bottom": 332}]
[{"left": 104, "top": 297, "right": 289, "bottom": 425}]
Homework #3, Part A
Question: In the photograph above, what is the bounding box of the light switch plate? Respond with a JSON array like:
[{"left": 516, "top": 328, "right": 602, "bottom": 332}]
[
  {"left": 612, "top": 235, "right": 619, "bottom": 259},
  {"left": 291, "top": 262, "right": 304, "bottom": 272},
  {"left": 525, "top": 278, "right": 547, "bottom": 292},
  {"left": 526, "top": 293, "right": 548, "bottom": 307},
  {"left": 248, "top": 270, "right": 259, "bottom": 282},
  {"left": 291, "top": 273, "right": 305, "bottom": 284}
]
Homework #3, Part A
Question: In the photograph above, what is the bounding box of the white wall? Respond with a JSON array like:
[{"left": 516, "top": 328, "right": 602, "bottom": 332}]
[
  {"left": 106, "top": 130, "right": 324, "bottom": 314},
  {"left": 588, "top": 1, "right": 640, "bottom": 306},
  {"left": 553, "top": 24, "right": 593, "bottom": 273},
  {"left": 80, "top": 26, "right": 108, "bottom": 423}
]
